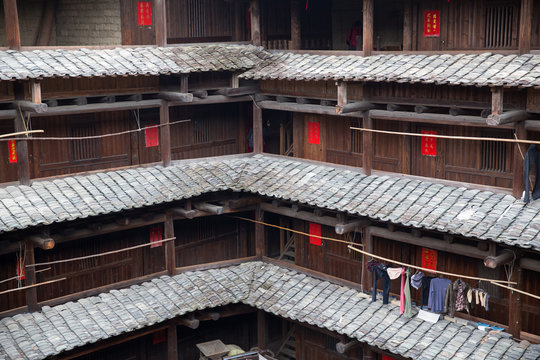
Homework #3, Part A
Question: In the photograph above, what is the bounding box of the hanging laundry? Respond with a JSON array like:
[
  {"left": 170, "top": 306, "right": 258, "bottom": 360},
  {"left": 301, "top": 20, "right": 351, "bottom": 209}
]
[
  {"left": 411, "top": 271, "right": 424, "bottom": 290},
  {"left": 444, "top": 279, "right": 470, "bottom": 317},
  {"left": 366, "top": 259, "right": 379, "bottom": 273},
  {"left": 421, "top": 276, "right": 435, "bottom": 307},
  {"left": 523, "top": 144, "right": 540, "bottom": 203},
  {"left": 372, "top": 263, "right": 390, "bottom": 304},
  {"left": 428, "top": 277, "right": 451, "bottom": 313},
  {"left": 399, "top": 268, "right": 406, "bottom": 314},
  {"left": 387, "top": 267, "right": 403, "bottom": 280},
  {"left": 403, "top": 268, "right": 412, "bottom": 317}
]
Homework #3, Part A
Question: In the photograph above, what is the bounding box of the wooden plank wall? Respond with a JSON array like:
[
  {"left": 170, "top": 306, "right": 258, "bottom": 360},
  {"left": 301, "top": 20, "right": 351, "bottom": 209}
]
[
  {"left": 296, "top": 325, "right": 364, "bottom": 359},
  {"left": 532, "top": 0, "right": 540, "bottom": 49},
  {"left": 120, "top": 0, "right": 157, "bottom": 45}
]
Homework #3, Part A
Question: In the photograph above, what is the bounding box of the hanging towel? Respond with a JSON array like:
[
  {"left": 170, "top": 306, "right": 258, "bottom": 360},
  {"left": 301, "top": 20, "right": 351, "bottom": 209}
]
[{"left": 404, "top": 268, "right": 412, "bottom": 318}]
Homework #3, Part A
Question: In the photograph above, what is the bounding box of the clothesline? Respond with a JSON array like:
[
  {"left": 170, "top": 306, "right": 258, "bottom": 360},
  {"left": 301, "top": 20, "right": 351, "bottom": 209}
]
[
  {"left": 28, "top": 238, "right": 175, "bottom": 268},
  {"left": 0, "top": 277, "right": 66, "bottom": 295},
  {"left": 230, "top": 215, "right": 363, "bottom": 246},
  {"left": 350, "top": 127, "right": 540, "bottom": 145},
  {"left": 0, "top": 267, "right": 51, "bottom": 285}
]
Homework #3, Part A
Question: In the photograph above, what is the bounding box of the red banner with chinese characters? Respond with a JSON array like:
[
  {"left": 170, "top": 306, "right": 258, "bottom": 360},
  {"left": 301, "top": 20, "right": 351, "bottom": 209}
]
[
  {"left": 309, "top": 223, "right": 322, "bottom": 246},
  {"left": 145, "top": 126, "right": 159, "bottom": 147},
  {"left": 422, "top": 248, "right": 437, "bottom": 271},
  {"left": 138, "top": 2, "right": 152, "bottom": 26},
  {"left": 308, "top": 121, "right": 320, "bottom": 144},
  {"left": 8, "top": 140, "right": 16, "bottom": 163},
  {"left": 16, "top": 258, "right": 25, "bottom": 280},
  {"left": 424, "top": 10, "right": 440, "bottom": 37},
  {"left": 150, "top": 225, "right": 163, "bottom": 248},
  {"left": 421, "top": 130, "right": 437, "bottom": 156}
]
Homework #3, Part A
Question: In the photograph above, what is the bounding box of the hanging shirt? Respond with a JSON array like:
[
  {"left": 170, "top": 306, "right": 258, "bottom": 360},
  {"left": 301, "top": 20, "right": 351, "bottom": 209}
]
[{"left": 428, "top": 278, "right": 452, "bottom": 313}]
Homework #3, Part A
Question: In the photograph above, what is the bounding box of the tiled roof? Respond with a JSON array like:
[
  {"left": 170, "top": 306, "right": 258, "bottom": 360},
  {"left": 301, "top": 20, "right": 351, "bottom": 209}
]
[
  {"left": 0, "top": 44, "right": 267, "bottom": 81},
  {"left": 240, "top": 52, "right": 540, "bottom": 88},
  {"left": 0, "top": 261, "right": 538, "bottom": 360},
  {"left": 0, "top": 154, "right": 539, "bottom": 251}
]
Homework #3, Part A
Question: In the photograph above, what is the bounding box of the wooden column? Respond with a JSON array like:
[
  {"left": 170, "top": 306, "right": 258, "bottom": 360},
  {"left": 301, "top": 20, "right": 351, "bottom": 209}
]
[
  {"left": 337, "top": 81, "right": 348, "bottom": 107},
  {"left": 491, "top": 87, "right": 503, "bottom": 116},
  {"left": 292, "top": 113, "right": 304, "bottom": 158},
  {"left": 290, "top": 0, "right": 301, "bottom": 50},
  {"left": 3, "top": 0, "right": 20, "bottom": 50},
  {"left": 362, "top": 111, "right": 373, "bottom": 176},
  {"left": 35, "top": 0, "right": 55, "bottom": 46},
  {"left": 512, "top": 121, "right": 527, "bottom": 199},
  {"left": 14, "top": 82, "right": 30, "bottom": 186},
  {"left": 257, "top": 310, "right": 267, "bottom": 351},
  {"left": 361, "top": 227, "right": 373, "bottom": 292},
  {"left": 154, "top": 0, "right": 167, "bottom": 47},
  {"left": 508, "top": 265, "right": 523, "bottom": 338},
  {"left": 518, "top": 0, "right": 533, "bottom": 55},
  {"left": 362, "top": 0, "right": 373, "bottom": 56},
  {"left": 160, "top": 102, "right": 171, "bottom": 167},
  {"left": 180, "top": 75, "right": 188, "bottom": 93},
  {"left": 250, "top": 0, "right": 261, "bottom": 46},
  {"left": 164, "top": 213, "right": 176, "bottom": 276},
  {"left": 255, "top": 205, "right": 264, "bottom": 259},
  {"left": 253, "top": 102, "right": 263, "bottom": 153},
  {"left": 233, "top": 2, "right": 244, "bottom": 41},
  {"left": 25, "top": 239, "right": 38, "bottom": 312},
  {"left": 167, "top": 323, "right": 178, "bottom": 360},
  {"left": 403, "top": 0, "right": 412, "bottom": 51}
]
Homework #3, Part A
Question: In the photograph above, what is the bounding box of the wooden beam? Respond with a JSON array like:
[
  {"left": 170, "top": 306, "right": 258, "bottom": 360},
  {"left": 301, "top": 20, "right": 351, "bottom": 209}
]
[
  {"left": 368, "top": 226, "right": 490, "bottom": 259},
  {"left": 216, "top": 86, "right": 258, "bottom": 97},
  {"left": 337, "top": 81, "right": 347, "bottom": 107},
  {"left": 520, "top": 257, "right": 540, "bottom": 272},
  {"left": 160, "top": 102, "right": 171, "bottom": 167},
  {"left": 27, "top": 234, "right": 55, "bottom": 250},
  {"left": 71, "top": 97, "right": 87, "bottom": 106},
  {"left": 158, "top": 91, "right": 193, "bottom": 103},
  {"left": 191, "top": 90, "right": 208, "bottom": 99},
  {"left": 525, "top": 120, "right": 540, "bottom": 132},
  {"left": 336, "top": 101, "right": 373, "bottom": 115},
  {"left": 486, "top": 110, "right": 528, "bottom": 126},
  {"left": 180, "top": 75, "right": 188, "bottom": 93},
  {"left": 414, "top": 105, "right": 432, "bottom": 114},
  {"left": 24, "top": 239, "right": 38, "bottom": 312},
  {"left": 164, "top": 213, "right": 176, "bottom": 276},
  {"left": 363, "top": 0, "right": 373, "bottom": 56},
  {"left": 258, "top": 100, "right": 360, "bottom": 117},
  {"left": 484, "top": 250, "right": 515, "bottom": 268},
  {"left": 336, "top": 339, "right": 360, "bottom": 354},
  {"left": 99, "top": 95, "right": 116, "bottom": 103},
  {"left": 154, "top": 0, "right": 167, "bottom": 47},
  {"left": 253, "top": 101, "right": 263, "bottom": 152},
  {"left": 512, "top": 121, "right": 526, "bottom": 198},
  {"left": 230, "top": 73, "right": 240, "bottom": 89},
  {"left": 12, "top": 100, "right": 47, "bottom": 113},
  {"left": 33, "top": 99, "right": 163, "bottom": 117},
  {"left": 363, "top": 111, "right": 373, "bottom": 176},
  {"left": 362, "top": 227, "right": 373, "bottom": 292},
  {"left": 276, "top": 95, "right": 294, "bottom": 103},
  {"left": 290, "top": 0, "right": 301, "bottom": 50},
  {"left": 250, "top": 0, "right": 261, "bottom": 46},
  {"left": 167, "top": 324, "right": 178, "bottom": 360},
  {"left": 171, "top": 207, "right": 197, "bottom": 219},
  {"left": 176, "top": 316, "right": 199, "bottom": 329},
  {"left": 518, "top": 0, "right": 533, "bottom": 54},
  {"left": 3, "top": 0, "right": 21, "bottom": 50},
  {"left": 194, "top": 202, "right": 224, "bottom": 215},
  {"left": 508, "top": 265, "right": 522, "bottom": 338},
  {"left": 335, "top": 218, "right": 370, "bottom": 235},
  {"left": 176, "top": 256, "right": 257, "bottom": 274},
  {"left": 387, "top": 104, "right": 407, "bottom": 112},
  {"left": 260, "top": 202, "right": 340, "bottom": 227},
  {"left": 257, "top": 310, "right": 267, "bottom": 351},
  {"left": 226, "top": 196, "right": 262, "bottom": 209},
  {"left": 449, "top": 107, "right": 475, "bottom": 117},
  {"left": 255, "top": 205, "right": 264, "bottom": 258},
  {"left": 491, "top": 87, "right": 504, "bottom": 116},
  {"left": 206, "top": 311, "right": 220, "bottom": 321},
  {"left": 35, "top": 0, "right": 55, "bottom": 46}
]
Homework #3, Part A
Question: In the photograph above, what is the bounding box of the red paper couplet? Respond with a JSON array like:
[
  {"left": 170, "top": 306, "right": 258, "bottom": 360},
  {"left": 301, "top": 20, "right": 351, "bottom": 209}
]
[
  {"left": 421, "top": 130, "right": 437, "bottom": 156},
  {"left": 145, "top": 126, "right": 159, "bottom": 148},
  {"left": 308, "top": 121, "right": 320, "bottom": 145},
  {"left": 309, "top": 223, "right": 322, "bottom": 246},
  {"left": 424, "top": 11, "right": 440, "bottom": 37},
  {"left": 138, "top": 2, "right": 152, "bottom": 26}
]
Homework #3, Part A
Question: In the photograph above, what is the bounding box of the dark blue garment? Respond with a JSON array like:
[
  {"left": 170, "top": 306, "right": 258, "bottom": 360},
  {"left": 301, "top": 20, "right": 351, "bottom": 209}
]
[
  {"left": 372, "top": 263, "right": 390, "bottom": 304},
  {"left": 524, "top": 144, "right": 540, "bottom": 203},
  {"left": 428, "top": 278, "right": 452, "bottom": 313}
]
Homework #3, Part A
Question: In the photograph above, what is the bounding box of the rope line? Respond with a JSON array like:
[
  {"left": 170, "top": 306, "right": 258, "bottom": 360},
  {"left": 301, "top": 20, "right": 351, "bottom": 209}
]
[
  {"left": 0, "top": 268, "right": 51, "bottom": 285},
  {"left": 0, "top": 278, "right": 66, "bottom": 295}
]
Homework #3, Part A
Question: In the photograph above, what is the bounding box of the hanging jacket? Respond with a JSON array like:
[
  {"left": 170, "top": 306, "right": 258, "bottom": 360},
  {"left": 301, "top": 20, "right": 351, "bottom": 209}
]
[
  {"left": 523, "top": 144, "right": 540, "bottom": 203},
  {"left": 444, "top": 279, "right": 470, "bottom": 317}
]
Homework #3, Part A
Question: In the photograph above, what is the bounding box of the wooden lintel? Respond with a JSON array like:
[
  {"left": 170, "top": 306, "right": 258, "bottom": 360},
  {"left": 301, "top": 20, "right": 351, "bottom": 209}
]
[
  {"left": 486, "top": 110, "right": 528, "bottom": 126},
  {"left": 191, "top": 90, "right": 208, "bottom": 99},
  {"left": 335, "top": 218, "right": 370, "bottom": 234},
  {"left": 484, "top": 249, "right": 515, "bottom": 268},
  {"left": 443, "top": 234, "right": 454, "bottom": 243},
  {"left": 12, "top": 100, "right": 47, "bottom": 113},
  {"left": 337, "top": 81, "right": 347, "bottom": 107},
  {"left": 158, "top": 91, "right": 193, "bottom": 103},
  {"left": 336, "top": 101, "right": 373, "bottom": 115},
  {"left": 260, "top": 202, "right": 340, "bottom": 227},
  {"left": 336, "top": 339, "right": 360, "bottom": 354},
  {"left": 194, "top": 202, "right": 224, "bottom": 215},
  {"left": 491, "top": 87, "right": 504, "bottom": 116},
  {"left": 32, "top": 99, "right": 163, "bottom": 117},
  {"left": 258, "top": 100, "right": 360, "bottom": 117},
  {"left": 171, "top": 207, "right": 197, "bottom": 219},
  {"left": 176, "top": 317, "right": 199, "bottom": 329},
  {"left": 226, "top": 196, "right": 262, "bottom": 209},
  {"left": 216, "top": 86, "right": 258, "bottom": 97},
  {"left": 368, "top": 226, "right": 489, "bottom": 259},
  {"left": 27, "top": 234, "right": 55, "bottom": 250}
]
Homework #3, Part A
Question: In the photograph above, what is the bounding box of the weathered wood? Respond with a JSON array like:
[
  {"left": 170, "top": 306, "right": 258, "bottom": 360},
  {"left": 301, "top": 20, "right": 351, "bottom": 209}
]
[
  {"left": 176, "top": 317, "right": 199, "bottom": 329},
  {"left": 253, "top": 102, "right": 263, "bottom": 152},
  {"left": 519, "top": 0, "right": 533, "bottom": 54},
  {"left": 335, "top": 218, "right": 370, "bottom": 235},
  {"left": 191, "top": 90, "right": 208, "bottom": 99},
  {"left": 167, "top": 323, "right": 177, "bottom": 360},
  {"left": 154, "top": 0, "right": 167, "bottom": 47},
  {"left": 158, "top": 91, "right": 193, "bottom": 102},
  {"left": 363, "top": 0, "right": 373, "bottom": 56},
  {"left": 296, "top": 97, "right": 315, "bottom": 105},
  {"left": 99, "top": 95, "right": 115, "bottom": 103},
  {"left": 449, "top": 107, "right": 474, "bottom": 116},
  {"left": 387, "top": 103, "right": 407, "bottom": 112},
  {"left": 363, "top": 111, "right": 373, "bottom": 176},
  {"left": 24, "top": 239, "right": 38, "bottom": 312},
  {"left": 44, "top": 99, "right": 58, "bottom": 107},
  {"left": 3, "top": 0, "right": 21, "bottom": 50},
  {"left": 160, "top": 102, "right": 171, "bottom": 167},
  {"left": 255, "top": 205, "right": 264, "bottom": 258},
  {"left": 216, "top": 86, "right": 258, "bottom": 97},
  {"left": 520, "top": 257, "right": 540, "bottom": 272},
  {"left": 14, "top": 111, "right": 30, "bottom": 185},
  {"left": 35, "top": 0, "right": 55, "bottom": 46},
  {"left": 481, "top": 108, "right": 492, "bottom": 118},
  {"left": 12, "top": 100, "right": 47, "bottom": 113},
  {"left": 484, "top": 250, "right": 515, "bottom": 268},
  {"left": 508, "top": 265, "right": 522, "bottom": 338},
  {"left": 414, "top": 105, "right": 432, "bottom": 114},
  {"left": 258, "top": 100, "right": 359, "bottom": 117},
  {"left": 290, "top": 0, "right": 301, "bottom": 50},
  {"left": 403, "top": 0, "right": 412, "bottom": 51},
  {"left": 180, "top": 75, "right": 188, "bottom": 93},
  {"left": 525, "top": 120, "right": 540, "bottom": 131},
  {"left": 250, "top": 0, "right": 261, "bottom": 46},
  {"left": 486, "top": 110, "right": 528, "bottom": 126},
  {"left": 206, "top": 311, "right": 220, "bottom": 321},
  {"left": 27, "top": 234, "right": 55, "bottom": 250},
  {"left": 260, "top": 202, "right": 340, "bottom": 227},
  {"left": 164, "top": 213, "right": 176, "bottom": 276},
  {"left": 362, "top": 227, "right": 373, "bottom": 292},
  {"left": 30, "top": 99, "right": 161, "bottom": 116},
  {"left": 257, "top": 310, "right": 267, "bottom": 351},
  {"left": 71, "top": 97, "right": 87, "bottom": 106},
  {"left": 171, "top": 207, "right": 197, "bottom": 219},
  {"left": 276, "top": 95, "right": 294, "bottom": 103},
  {"left": 194, "top": 202, "right": 224, "bottom": 215},
  {"left": 30, "top": 81, "right": 41, "bottom": 104},
  {"left": 226, "top": 196, "right": 262, "bottom": 209},
  {"left": 512, "top": 121, "right": 526, "bottom": 198},
  {"left": 491, "top": 87, "right": 504, "bottom": 116},
  {"left": 368, "top": 226, "right": 490, "bottom": 259},
  {"left": 336, "top": 339, "right": 360, "bottom": 354},
  {"left": 337, "top": 81, "right": 347, "bottom": 107},
  {"left": 176, "top": 256, "right": 257, "bottom": 274},
  {"left": 336, "top": 101, "right": 373, "bottom": 114}
]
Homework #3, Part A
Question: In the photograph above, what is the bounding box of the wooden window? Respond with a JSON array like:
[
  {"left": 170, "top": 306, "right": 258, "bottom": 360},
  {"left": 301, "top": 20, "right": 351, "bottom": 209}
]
[
  {"left": 478, "top": 264, "right": 500, "bottom": 298},
  {"left": 480, "top": 136, "right": 511, "bottom": 172},
  {"left": 193, "top": 119, "right": 211, "bottom": 144},
  {"left": 483, "top": 2, "right": 516, "bottom": 48},
  {"left": 70, "top": 116, "right": 99, "bottom": 161},
  {"left": 350, "top": 119, "right": 362, "bottom": 154},
  {"left": 188, "top": 0, "right": 206, "bottom": 37}
]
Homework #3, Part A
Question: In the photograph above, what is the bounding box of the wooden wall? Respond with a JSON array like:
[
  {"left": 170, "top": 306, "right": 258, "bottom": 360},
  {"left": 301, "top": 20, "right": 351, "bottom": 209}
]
[{"left": 296, "top": 325, "right": 363, "bottom": 360}]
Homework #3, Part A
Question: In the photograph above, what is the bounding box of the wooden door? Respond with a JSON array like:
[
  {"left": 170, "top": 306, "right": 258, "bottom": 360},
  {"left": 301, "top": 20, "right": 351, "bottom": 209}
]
[{"left": 303, "top": 115, "right": 326, "bottom": 162}]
